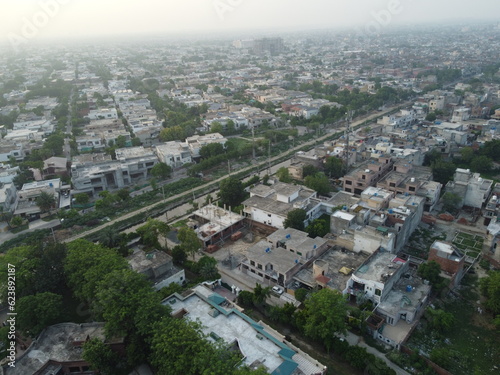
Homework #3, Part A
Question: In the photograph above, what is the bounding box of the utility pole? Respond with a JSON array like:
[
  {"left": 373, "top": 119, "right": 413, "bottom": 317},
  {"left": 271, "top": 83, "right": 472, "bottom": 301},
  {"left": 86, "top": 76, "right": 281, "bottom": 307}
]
[
  {"left": 252, "top": 127, "right": 256, "bottom": 160},
  {"left": 345, "top": 110, "right": 353, "bottom": 172},
  {"left": 267, "top": 139, "right": 271, "bottom": 175}
]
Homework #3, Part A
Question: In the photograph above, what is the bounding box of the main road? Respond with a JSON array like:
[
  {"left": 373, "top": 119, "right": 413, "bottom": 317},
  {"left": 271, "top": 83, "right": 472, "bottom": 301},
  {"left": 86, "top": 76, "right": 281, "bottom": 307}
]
[{"left": 62, "top": 103, "right": 405, "bottom": 243}]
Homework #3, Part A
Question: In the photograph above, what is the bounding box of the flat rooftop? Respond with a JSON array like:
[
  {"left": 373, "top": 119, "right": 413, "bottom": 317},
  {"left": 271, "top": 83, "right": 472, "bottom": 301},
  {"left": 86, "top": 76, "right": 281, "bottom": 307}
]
[
  {"left": 354, "top": 252, "right": 406, "bottom": 282},
  {"left": 194, "top": 204, "right": 245, "bottom": 228},
  {"left": 245, "top": 240, "right": 301, "bottom": 275},
  {"left": 6, "top": 323, "right": 107, "bottom": 375},
  {"left": 293, "top": 248, "right": 369, "bottom": 292},
  {"left": 162, "top": 285, "right": 325, "bottom": 375},
  {"left": 377, "top": 272, "right": 431, "bottom": 319},
  {"left": 22, "top": 178, "right": 61, "bottom": 191}
]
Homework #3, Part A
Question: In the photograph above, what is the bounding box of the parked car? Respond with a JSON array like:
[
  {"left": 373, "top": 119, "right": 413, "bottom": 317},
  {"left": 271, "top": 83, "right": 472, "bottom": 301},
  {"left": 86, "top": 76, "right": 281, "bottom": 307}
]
[{"left": 272, "top": 286, "right": 283, "bottom": 295}]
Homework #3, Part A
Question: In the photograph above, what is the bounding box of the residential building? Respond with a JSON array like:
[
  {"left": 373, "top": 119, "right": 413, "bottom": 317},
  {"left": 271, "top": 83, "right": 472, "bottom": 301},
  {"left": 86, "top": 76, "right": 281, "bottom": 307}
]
[
  {"left": 71, "top": 148, "right": 157, "bottom": 196},
  {"left": 86, "top": 108, "right": 118, "bottom": 120},
  {"left": 445, "top": 168, "right": 493, "bottom": 209},
  {"left": 185, "top": 133, "right": 227, "bottom": 158},
  {"left": 243, "top": 182, "right": 319, "bottom": 229},
  {"left": 163, "top": 284, "right": 326, "bottom": 375},
  {"left": 6, "top": 323, "right": 124, "bottom": 375},
  {"left": 13, "top": 178, "right": 61, "bottom": 218},
  {"left": 343, "top": 156, "right": 393, "bottom": 195},
  {"left": 127, "top": 249, "right": 185, "bottom": 290},
  {"left": 155, "top": 141, "right": 192, "bottom": 168},
  {"left": 428, "top": 241, "right": 465, "bottom": 288},
  {"left": 0, "top": 182, "right": 16, "bottom": 213},
  {"left": 241, "top": 228, "right": 328, "bottom": 287},
  {"left": 43, "top": 156, "right": 69, "bottom": 178},
  {"left": 192, "top": 204, "right": 245, "bottom": 249}
]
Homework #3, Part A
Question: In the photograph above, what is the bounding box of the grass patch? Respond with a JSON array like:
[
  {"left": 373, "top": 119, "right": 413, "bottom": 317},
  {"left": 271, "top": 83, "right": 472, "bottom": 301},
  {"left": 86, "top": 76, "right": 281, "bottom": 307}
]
[
  {"left": 407, "top": 282, "right": 499, "bottom": 375},
  {"left": 11, "top": 224, "right": 29, "bottom": 234},
  {"left": 171, "top": 219, "right": 188, "bottom": 228}
]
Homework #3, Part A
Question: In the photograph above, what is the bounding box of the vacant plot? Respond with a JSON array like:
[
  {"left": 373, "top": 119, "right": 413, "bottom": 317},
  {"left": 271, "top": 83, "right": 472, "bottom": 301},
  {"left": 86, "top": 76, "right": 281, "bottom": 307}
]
[
  {"left": 404, "top": 227, "right": 446, "bottom": 259},
  {"left": 452, "top": 232, "right": 484, "bottom": 257},
  {"left": 407, "top": 275, "right": 499, "bottom": 375}
]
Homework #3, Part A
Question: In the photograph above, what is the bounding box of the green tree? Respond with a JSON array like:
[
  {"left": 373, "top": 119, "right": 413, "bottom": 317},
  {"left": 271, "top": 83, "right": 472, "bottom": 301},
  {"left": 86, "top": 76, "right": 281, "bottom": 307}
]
[
  {"left": 9, "top": 215, "right": 23, "bottom": 228},
  {"left": 74, "top": 192, "right": 89, "bottom": 205},
  {"left": 423, "top": 149, "right": 442, "bottom": 167},
  {"left": 425, "top": 112, "right": 437, "bottom": 122},
  {"left": 150, "top": 162, "right": 172, "bottom": 180},
  {"left": 197, "top": 255, "right": 220, "bottom": 280},
  {"left": 284, "top": 209, "right": 307, "bottom": 231},
  {"left": 302, "top": 164, "right": 318, "bottom": 178},
  {"left": 17, "top": 292, "right": 63, "bottom": 336},
  {"left": 305, "top": 173, "right": 331, "bottom": 195},
  {"left": 200, "top": 143, "right": 225, "bottom": 159},
  {"left": 36, "top": 191, "right": 56, "bottom": 214},
  {"left": 276, "top": 167, "right": 292, "bottom": 183},
  {"left": 115, "top": 135, "right": 127, "bottom": 148},
  {"left": 94, "top": 269, "right": 160, "bottom": 337},
  {"left": 426, "top": 308, "right": 455, "bottom": 332},
  {"left": 431, "top": 160, "right": 456, "bottom": 185},
  {"left": 136, "top": 218, "right": 170, "bottom": 249},
  {"left": 252, "top": 283, "right": 271, "bottom": 306},
  {"left": 295, "top": 288, "right": 308, "bottom": 303},
  {"left": 219, "top": 176, "right": 245, "bottom": 207},
  {"left": 171, "top": 245, "right": 187, "bottom": 265},
  {"left": 177, "top": 227, "right": 202, "bottom": 260},
  {"left": 471, "top": 155, "right": 493, "bottom": 173},
  {"left": 159, "top": 126, "right": 185, "bottom": 142},
  {"left": 116, "top": 188, "right": 130, "bottom": 201},
  {"left": 302, "top": 288, "right": 347, "bottom": 353},
  {"left": 480, "top": 271, "right": 500, "bottom": 314},
  {"left": 150, "top": 318, "right": 239, "bottom": 375},
  {"left": 98, "top": 226, "right": 121, "bottom": 249},
  {"left": 209, "top": 121, "right": 223, "bottom": 134},
  {"left": 460, "top": 146, "right": 474, "bottom": 163},
  {"left": 324, "top": 156, "right": 344, "bottom": 179},
  {"left": 418, "top": 261, "right": 444, "bottom": 287},
  {"left": 442, "top": 192, "right": 461, "bottom": 212},
  {"left": 237, "top": 290, "right": 255, "bottom": 308},
  {"left": 65, "top": 240, "right": 127, "bottom": 302},
  {"left": 82, "top": 338, "right": 120, "bottom": 375},
  {"left": 306, "top": 219, "right": 329, "bottom": 238}
]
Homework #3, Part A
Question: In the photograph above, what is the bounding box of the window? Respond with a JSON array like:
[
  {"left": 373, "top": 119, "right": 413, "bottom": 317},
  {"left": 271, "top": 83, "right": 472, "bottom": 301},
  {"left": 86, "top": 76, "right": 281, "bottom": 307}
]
[
  {"left": 346, "top": 180, "right": 352, "bottom": 185},
  {"left": 362, "top": 175, "right": 366, "bottom": 180},
  {"left": 257, "top": 264, "right": 262, "bottom": 270},
  {"left": 375, "top": 288, "right": 382, "bottom": 296},
  {"left": 390, "top": 183, "right": 396, "bottom": 187},
  {"left": 409, "top": 186, "right": 416, "bottom": 192},
  {"left": 297, "top": 252, "right": 302, "bottom": 256},
  {"left": 250, "top": 260, "right": 255, "bottom": 266}
]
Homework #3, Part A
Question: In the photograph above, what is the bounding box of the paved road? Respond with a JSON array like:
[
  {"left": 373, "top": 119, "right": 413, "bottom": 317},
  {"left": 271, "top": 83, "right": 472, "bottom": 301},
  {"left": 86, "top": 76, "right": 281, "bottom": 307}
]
[{"left": 50, "top": 103, "right": 403, "bottom": 243}]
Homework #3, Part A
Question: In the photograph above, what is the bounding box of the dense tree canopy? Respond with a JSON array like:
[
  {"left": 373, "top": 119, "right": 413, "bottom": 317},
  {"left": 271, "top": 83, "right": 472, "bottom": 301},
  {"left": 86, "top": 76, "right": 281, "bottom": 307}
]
[
  {"left": 177, "top": 227, "right": 202, "bottom": 260},
  {"left": 304, "top": 173, "right": 331, "bottom": 195},
  {"left": 17, "top": 292, "right": 63, "bottom": 336},
  {"left": 480, "top": 271, "right": 500, "bottom": 315},
  {"left": 300, "top": 288, "right": 347, "bottom": 353},
  {"left": 324, "top": 156, "right": 344, "bottom": 179},
  {"left": 219, "top": 176, "right": 245, "bottom": 207},
  {"left": 284, "top": 209, "right": 307, "bottom": 231},
  {"left": 150, "top": 162, "right": 172, "bottom": 180}
]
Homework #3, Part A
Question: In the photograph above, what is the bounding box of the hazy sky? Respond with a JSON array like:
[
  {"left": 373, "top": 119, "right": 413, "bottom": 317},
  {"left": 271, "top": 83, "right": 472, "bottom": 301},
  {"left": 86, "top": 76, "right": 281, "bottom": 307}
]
[{"left": 1, "top": 0, "right": 499, "bottom": 44}]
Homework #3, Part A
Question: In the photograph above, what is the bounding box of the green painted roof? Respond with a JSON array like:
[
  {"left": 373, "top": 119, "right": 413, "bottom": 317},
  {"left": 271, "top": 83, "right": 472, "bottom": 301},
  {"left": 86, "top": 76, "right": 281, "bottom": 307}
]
[
  {"left": 271, "top": 359, "right": 298, "bottom": 375},
  {"left": 208, "top": 293, "right": 225, "bottom": 305}
]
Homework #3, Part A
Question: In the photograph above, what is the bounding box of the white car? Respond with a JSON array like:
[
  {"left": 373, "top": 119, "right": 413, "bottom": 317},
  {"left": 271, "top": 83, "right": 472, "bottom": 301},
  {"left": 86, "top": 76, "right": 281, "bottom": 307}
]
[{"left": 272, "top": 286, "right": 283, "bottom": 295}]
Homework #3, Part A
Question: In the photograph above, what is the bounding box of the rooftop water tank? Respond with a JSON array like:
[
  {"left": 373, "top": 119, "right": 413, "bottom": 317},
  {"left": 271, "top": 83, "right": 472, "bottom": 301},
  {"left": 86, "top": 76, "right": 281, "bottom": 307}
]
[{"left": 406, "top": 285, "right": 412, "bottom": 292}]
